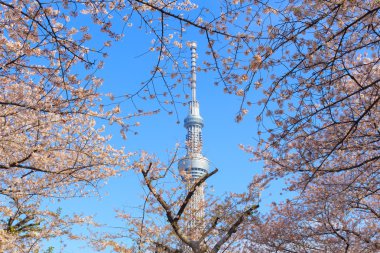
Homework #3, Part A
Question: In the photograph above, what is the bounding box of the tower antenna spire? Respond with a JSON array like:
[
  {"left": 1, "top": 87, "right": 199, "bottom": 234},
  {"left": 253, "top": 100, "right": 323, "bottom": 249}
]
[{"left": 190, "top": 42, "right": 197, "bottom": 102}]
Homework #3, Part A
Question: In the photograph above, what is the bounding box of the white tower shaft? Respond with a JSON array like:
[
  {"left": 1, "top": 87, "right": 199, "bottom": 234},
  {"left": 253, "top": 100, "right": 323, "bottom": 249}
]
[{"left": 178, "top": 42, "right": 210, "bottom": 242}]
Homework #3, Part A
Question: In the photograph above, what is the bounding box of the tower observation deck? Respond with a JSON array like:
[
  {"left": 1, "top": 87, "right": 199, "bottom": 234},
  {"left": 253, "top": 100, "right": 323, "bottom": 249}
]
[{"left": 178, "top": 42, "right": 209, "bottom": 241}]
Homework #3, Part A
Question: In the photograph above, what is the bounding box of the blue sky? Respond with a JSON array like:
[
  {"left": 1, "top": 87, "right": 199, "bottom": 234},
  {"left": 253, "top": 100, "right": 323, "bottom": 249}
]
[{"left": 43, "top": 4, "right": 290, "bottom": 252}]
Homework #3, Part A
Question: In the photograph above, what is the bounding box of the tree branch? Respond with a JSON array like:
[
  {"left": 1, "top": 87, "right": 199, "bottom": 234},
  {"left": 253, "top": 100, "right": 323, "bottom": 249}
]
[{"left": 211, "top": 204, "right": 259, "bottom": 253}]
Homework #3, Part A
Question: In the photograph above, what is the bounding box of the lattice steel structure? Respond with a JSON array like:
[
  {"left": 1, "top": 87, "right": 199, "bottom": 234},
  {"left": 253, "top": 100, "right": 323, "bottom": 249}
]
[{"left": 178, "top": 42, "right": 210, "bottom": 240}]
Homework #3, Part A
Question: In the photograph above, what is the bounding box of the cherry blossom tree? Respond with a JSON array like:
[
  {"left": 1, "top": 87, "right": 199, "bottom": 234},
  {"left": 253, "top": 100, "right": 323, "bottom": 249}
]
[
  {"left": 244, "top": 0, "right": 380, "bottom": 194},
  {"left": 234, "top": 1, "right": 380, "bottom": 252},
  {"left": 247, "top": 177, "right": 379, "bottom": 252},
  {"left": 0, "top": 0, "right": 132, "bottom": 250},
  {"left": 90, "top": 153, "right": 264, "bottom": 253}
]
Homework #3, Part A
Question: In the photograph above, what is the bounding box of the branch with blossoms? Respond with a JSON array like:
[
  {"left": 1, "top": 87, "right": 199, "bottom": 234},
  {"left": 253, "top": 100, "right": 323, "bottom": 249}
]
[
  {"left": 90, "top": 151, "right": 263, "bottom": 253},
  {"left": 123, "top": 156, "right": 261, "bottom": 253},
  {"left": 141, "top": 163, "right": 218, "bottom": 250}
]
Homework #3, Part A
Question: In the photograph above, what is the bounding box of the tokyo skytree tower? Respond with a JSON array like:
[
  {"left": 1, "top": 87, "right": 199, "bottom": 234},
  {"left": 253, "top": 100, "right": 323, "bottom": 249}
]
[{"left": 178, "top": 42, "right": 210, "bottom": 239}]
